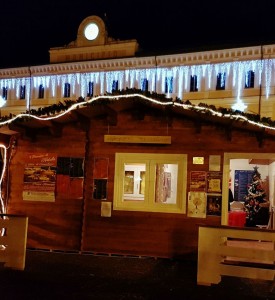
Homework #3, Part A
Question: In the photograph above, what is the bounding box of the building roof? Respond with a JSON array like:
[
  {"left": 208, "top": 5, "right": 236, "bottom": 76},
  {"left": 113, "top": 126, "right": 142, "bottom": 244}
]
[{"left": 1, "top": 90, "right": 274, "bottom": 146}]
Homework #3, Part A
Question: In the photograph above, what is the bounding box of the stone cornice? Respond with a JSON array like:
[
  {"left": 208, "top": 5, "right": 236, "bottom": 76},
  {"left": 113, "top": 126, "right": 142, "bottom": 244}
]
[
  {"left": 30, "top": 56, "right": 157, "bottom": 76},
  {"left": 156, "top": 45, "right": 264, "bottom": 67},
  {"left": 0, "top": 67, "right": 31, "bottom": 78},
  {"left": 0, "top": 44, "right": 275, "bottom": 79}
]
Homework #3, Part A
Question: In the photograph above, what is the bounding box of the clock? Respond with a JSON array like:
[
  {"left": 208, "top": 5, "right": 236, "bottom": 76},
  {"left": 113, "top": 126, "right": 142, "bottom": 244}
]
[{"left": 84, "top": 23, "right": 99, "bottom": 41}]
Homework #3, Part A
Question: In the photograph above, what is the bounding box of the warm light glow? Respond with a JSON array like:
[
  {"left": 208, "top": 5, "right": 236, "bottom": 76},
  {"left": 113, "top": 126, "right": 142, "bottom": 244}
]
[
  {"left": 231, "top": 99, "right": 248, "bottom": 112},
  {"left": 0, "top": 96, "right": 5, "bottom": 108}
]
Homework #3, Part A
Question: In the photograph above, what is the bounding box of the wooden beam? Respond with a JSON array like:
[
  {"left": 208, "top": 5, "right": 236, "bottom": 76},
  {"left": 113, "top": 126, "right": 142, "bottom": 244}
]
[
  {"left": 103, "top": 105, "right": 117, "bottom": 126},
  {"left": 131, "top": 108, "right": 145, "bottom": 121},
  {"left": 255, "top": 130, "right": 265, "bottom": 148},
  {"left": 194, "top": 119, "right": 202, "bottom": 134},
  {"left": 8, "top": 123, "right": 27, "bottom": 138},
  {"left": 70, "top": 111, "right": 90, "bottom": 131},
  {"left": 48, "top": 123, "right": 63, "bottom": 137},
  {"left": 225, "top": 124, "right": 232, "bottom": 141}
]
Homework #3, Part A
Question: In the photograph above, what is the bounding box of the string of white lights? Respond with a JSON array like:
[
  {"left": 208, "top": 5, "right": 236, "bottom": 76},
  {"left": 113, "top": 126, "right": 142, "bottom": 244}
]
[
  {"left": 0, "top": 93, "right": 272, "bottom": 132},
  {"left": 0, "top": 144, "right": 7, "bottom": 214}
]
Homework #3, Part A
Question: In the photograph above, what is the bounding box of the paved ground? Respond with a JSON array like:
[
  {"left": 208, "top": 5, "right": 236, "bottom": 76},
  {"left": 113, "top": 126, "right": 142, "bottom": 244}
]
[{"left": 1, "top": 249, "right": 275, "bottom": 299}]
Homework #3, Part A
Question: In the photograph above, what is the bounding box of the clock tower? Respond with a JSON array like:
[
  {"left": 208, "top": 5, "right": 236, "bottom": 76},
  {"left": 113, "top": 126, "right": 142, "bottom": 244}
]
[
  {"left": 76, "top": 15, "right": 106, "bottom": 47},
  {"left": 49, "top": 15, "right": 139, "bottom": 64}
]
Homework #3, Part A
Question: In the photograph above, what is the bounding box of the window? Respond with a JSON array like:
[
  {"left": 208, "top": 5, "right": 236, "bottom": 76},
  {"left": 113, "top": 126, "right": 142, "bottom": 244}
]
[
  {"left": 141, "top": 78, "right": 148, "bottom": 92},
  {"left": 165, "top": 77, "right": 173, "bottom": 93},
  {"left": 216, "top": 73, "right": 226, "bottom": 90},
  {"left": 87, "top": 81, "right": 94, "bottom": 97},
  {"left": 124, "top": 164, "right": 146, "bottom": 200},
  {"left": 114, "top": 153, "right": 187, "bottom": 213},
  {"left": 2, "top": 87, "right": 7, "bottom": 100},
  {"left": 38, "top": 84, "right": 44, "bottom": 99},
  {"left": 245, "top": 70, "right": 255, "bottom": 88},
  {"left": 64, "top": 83, "right": 70, "bottom": 97},
  {"left": 190, "top": 75, "right": 198, "bottom": 92},
  {"left": 112, "top": 80, "right": 118, "bottom": 92},
  {"left": 20, "top": 85, "right": 26, "bottom": 99}
]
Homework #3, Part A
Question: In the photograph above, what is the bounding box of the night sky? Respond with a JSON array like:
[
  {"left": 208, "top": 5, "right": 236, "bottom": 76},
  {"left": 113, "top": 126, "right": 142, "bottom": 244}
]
[{"left": 1, "top": 0, "right": 275, "bottom": 68}]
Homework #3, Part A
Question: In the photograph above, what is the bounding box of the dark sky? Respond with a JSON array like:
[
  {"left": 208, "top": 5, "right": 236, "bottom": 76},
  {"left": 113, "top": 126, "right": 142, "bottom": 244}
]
[{"left": 1, "top": 0, "right": 275, "bottom": 68}]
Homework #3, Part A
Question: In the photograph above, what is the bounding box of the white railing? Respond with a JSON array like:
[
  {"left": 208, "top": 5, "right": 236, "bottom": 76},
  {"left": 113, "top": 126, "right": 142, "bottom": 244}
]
[
  {"left": 0, "top": 214, "right": 28, "bottom": 270},
  {"left": 197, "top": 225, "right": 275, "bottom": 286}
]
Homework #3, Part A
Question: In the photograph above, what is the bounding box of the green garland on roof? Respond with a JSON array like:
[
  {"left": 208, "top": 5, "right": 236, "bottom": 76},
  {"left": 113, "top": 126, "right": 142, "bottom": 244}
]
[{"left": 2, "top": 88, "right": 275, "bottom": 129}]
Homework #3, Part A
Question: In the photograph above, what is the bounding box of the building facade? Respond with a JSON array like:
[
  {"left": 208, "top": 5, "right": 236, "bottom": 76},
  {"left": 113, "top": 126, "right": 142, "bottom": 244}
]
[{"left": 0, "top": 16, "right": 275, "bottom": 120}]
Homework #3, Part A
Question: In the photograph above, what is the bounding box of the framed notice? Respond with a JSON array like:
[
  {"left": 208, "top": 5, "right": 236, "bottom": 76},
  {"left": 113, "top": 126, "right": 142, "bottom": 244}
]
[
  {"left": 207, "top": 172, "right": 222, "bottom": 193},
  {"left": 190, "top": 171, "right": 206, "bottom": 191},
  {"left": 23, "top": 153, "right": 57, "bottom": 202},
  {"left": 209, "top": 155, "right": 221, "bottom": 171}
]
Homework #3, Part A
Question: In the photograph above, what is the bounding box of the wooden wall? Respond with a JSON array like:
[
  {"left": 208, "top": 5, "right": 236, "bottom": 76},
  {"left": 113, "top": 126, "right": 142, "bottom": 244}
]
[
  {"left": 7, "top": 124, "right": 86, "bottom": 251},
  {"left": 80, "top": 107, "right": 270, "bottom": 258},
  {"left": 5, "top": 103, "right": 275, "bottom": 258}
]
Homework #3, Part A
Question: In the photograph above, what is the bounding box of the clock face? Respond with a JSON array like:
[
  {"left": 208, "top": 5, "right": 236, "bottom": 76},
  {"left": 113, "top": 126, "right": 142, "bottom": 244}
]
[{"left": 84, "top": 23, "right": 99, "bottom": 41}]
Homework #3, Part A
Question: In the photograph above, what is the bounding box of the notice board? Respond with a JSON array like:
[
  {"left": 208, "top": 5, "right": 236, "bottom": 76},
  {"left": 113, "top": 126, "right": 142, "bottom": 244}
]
[{"left": 234, "top": 170, "right": 254, "bottom": 201}]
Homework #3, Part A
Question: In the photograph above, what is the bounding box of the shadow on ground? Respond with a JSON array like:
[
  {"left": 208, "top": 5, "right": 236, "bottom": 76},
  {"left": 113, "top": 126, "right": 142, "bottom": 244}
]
[{"left": 0, "top": 249, "right": 275, "bottom": 299}]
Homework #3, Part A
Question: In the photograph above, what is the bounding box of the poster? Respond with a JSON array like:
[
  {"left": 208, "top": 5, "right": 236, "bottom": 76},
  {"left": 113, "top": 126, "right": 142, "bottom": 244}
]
[
  {"left": 23, "top": 153, "right": 57, "bottom": 201},
  {"left": 207, "top": 172, "right": 222, "bottom": 193},
  {"left": 234, "top": 170, "right": 254, "bottom": 201},
  {"left": 207, "top": 194, "right": 222, "bottom": 216},
  {"left": 187, "top": 191, "right": 207, "bottom": 218},
  {"left": 190, "top": 171, "right": 206, "bottom": 191},
  {"left": 209, "top": 155, "right": 221, "bottom": 171},
  {"left": 101, "top": 201, "right": 112, "bottom": 217}
]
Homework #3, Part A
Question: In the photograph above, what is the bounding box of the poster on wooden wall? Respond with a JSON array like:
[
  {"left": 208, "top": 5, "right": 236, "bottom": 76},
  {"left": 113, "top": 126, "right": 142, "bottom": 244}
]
[
  {"left": 234, "top": 170, "right": 254, "bottom": 201},
  {"left": 23, "top": 153, "right": 57, "bottom": 202},
  {"left": 190, "top": 171, "right": 206, "bottom": 191},
  {"left": 206, "top": 194, "right": 222, "bottom": 216},
  {"left": 187, "top": 191, "right": 207, "bottom": 218},
  {"left": 207, "top": 172, "right": 222, "bottom": 193}
]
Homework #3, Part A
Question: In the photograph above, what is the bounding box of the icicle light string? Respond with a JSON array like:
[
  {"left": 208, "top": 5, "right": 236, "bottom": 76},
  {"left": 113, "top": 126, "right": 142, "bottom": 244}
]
[{"left": 0, "top": 59, "right": 274, "bottom": 102}]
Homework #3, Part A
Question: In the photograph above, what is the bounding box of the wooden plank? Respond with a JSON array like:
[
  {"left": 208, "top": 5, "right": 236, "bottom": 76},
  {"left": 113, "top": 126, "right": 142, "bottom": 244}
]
[
  {"left": 219, "top": 244, "right": 275, "bottom": 262},
  {"left": 220, "top": 263, "right": 275, "bottom": 281}
]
